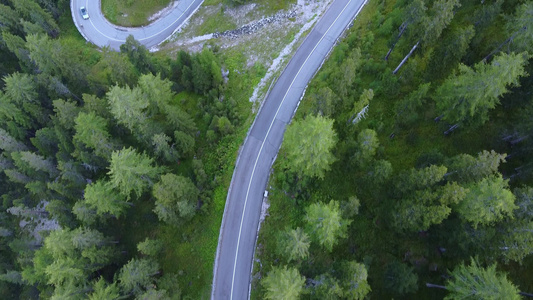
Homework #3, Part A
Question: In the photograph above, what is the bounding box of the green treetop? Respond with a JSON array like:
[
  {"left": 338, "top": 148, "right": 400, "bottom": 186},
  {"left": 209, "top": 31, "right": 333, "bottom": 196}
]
[
  {"left": 456, "top": 174, "right": 517, "bottom": 228},
  {"left": 444, "top": 258, "right": 520, "bottom": 300},
  {"left": 262, "top": 266, "right": 305, "bottom": 300},
  {"left": 283, "top": 115, "right": 337, "bottom": 179},
  {"left": 108, "top": 147, "right": 163, "bottom": 199},
  {"left": 435, "top": 52, "right": 528, "bottom": 125},
  {"left": 305, "top": 200, "right": 350, "bottom": 252}
]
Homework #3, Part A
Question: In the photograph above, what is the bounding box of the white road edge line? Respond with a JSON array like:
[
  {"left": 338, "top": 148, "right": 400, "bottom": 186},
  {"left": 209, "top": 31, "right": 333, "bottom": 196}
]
[
  {"left": 84, "top": 0, "right": 199, "bottom": 43},
  {"left": 229, "top": 0, "right": 356, "bottom": 298},
  {"left": 139, "top": 0, "right": 198, "bottom": 41}
]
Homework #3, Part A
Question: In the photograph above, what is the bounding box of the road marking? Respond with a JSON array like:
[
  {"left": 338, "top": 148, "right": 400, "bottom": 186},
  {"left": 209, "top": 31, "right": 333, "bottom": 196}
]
[
  {"left": 82, "top": 0, "right": 200, "bottom": 43},
  {"left": 229, "top": 0, "right": 357, "bottom": 298}
]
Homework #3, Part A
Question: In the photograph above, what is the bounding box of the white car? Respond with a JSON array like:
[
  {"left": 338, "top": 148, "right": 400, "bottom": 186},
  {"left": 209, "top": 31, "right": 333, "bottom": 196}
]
[{"left": 80, "top": 7, "right": 89, "bottom": 20}]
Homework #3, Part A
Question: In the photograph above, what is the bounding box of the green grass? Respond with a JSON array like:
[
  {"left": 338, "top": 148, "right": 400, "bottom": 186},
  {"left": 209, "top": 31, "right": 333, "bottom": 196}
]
[
  {"left": 101, "top": 0, "right": 173, "bottom": 27},
  {"left": 196, "top": 9, "right": 238, "bottom": 36}
]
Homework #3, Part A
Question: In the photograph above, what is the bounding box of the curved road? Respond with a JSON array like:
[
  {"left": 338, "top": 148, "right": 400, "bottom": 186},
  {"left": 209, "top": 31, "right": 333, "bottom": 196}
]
[
  {"left": 71, "top": 0, "right": 203, "bottom": 50},
  {"left": 211, "top": 0, "right": 367, "bottom": 298}
]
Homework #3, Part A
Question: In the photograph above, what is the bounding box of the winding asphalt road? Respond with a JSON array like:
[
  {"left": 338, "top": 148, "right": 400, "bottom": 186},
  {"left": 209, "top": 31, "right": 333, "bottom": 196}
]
[
  {"left": 70, "top": 0, "right": 203, "bottom": 50},
  {"left": 211, "top": 0, "right": 367, "bottom": 298}
]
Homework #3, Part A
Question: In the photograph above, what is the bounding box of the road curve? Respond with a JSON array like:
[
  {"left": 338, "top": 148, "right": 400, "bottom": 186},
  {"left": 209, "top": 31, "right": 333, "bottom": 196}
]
[
  {"left": 211, "top": 0, "right": 367, "bottom": 299},
  {"left": 70, "top": 0, "right": 203, "bottom": 50}
]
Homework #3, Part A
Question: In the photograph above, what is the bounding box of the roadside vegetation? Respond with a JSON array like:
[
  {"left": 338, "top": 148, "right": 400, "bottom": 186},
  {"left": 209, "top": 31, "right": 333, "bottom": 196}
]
[
  {"left": 0, "top": 0, "right": 281, "bottom": 298},
  {"left": 254, "top": 0, "right": 533, "bottom": 299},
  {"left": 101, "top": 0, "right": 172, "bottom": 27}
]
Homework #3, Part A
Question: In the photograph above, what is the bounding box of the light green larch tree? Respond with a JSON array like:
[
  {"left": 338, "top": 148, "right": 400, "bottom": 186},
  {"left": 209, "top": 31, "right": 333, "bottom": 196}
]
[
  {"left": 277, "top": 227, "right": 310, "bottom": 262},
  {"left": 443, "top": 259, "right": 520, "bottom": 300},
  {"left": 108, "top": 147, "right": 163, "bottom": 199},
  {"left": 456, "top": 174, "right": 517, "bottom": 228},
  {"left": 262, "top": 266, "right": 305, "bottom": 300},
  {"left": 305, "top": 200, "right": 350, "bottom": 252},
  {"left": 435, "top": 52, "right": 528, "bottom": 125},
  {"left": 283, "top": 115, "right": 337, "bottom": 179}
]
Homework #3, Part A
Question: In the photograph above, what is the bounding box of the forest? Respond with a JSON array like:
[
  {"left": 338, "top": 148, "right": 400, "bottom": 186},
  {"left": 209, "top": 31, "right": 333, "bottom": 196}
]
[
  {"left": 0, "top": 0, "right": 262, "bottom": 298},
  {"left": 1, "top": 0, "right": 533, "bottom": 299},
  {"left": 254, "top": 0, "right": 533, "bottom": 299}
]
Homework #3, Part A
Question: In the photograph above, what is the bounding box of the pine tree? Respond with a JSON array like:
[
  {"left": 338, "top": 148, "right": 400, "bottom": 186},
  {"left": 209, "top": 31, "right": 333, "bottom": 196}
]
[
  {"left": 262, "top": 266, "right": 305, "bottom": 300},
  {"left": 457, "top": 174, "right": 517, "bottom": 228},
  {"left": 137, "top": 238, "right": 164, "bottom": 257},
  {"left": 118, "top": 258, "right": 160, "bottom": 295},
  {"left": 340, "top": 261, "right": 371, "bottom": 299},
  {"left": 89, "top": 277, "right": 120, "bottom": 300},
  {"left": 277, "top": 227, "right": 310, "bottom": 262},
  {"left": 84, "top": 181, "right": 131, "bottom": 218},
  {"left": 74, "top": 112, "right": 115, "bottom": 159},
  {"left": 283, "top": 115, "right": 337, "bottom": 179},
  {"left": 435, "top": 52, "right": 528, "bottom": 125},
  {"left": 152, "top": 173, "right": 198, "bottom": 225},
  {"left": 108, "top": 147, "right": 163, "bottom": 199},
  {"left": 305, "top": 200, "right": 349, "bottom": 252},
  {"left": 443, "top": 258, "right": 520, "bottom": 299},
  {"left": 506, "top": 2, "right": 533, "bottom": 53},
  {"left": 447, "top": 150, "right": 506, "bottom": 183}
]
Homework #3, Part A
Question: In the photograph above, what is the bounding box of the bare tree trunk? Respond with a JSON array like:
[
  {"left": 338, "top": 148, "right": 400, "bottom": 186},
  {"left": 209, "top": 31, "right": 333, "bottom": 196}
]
[
  {"left": 426, "top": 283, "right": 447, "bottom": 289},
  {"left": 444, "top": 124, "right": 459, "bottom": 135},
  {"left": 385, "top": 22, "right": 408, "bottom": 60},
  {"left": 520, "top": 292, "right": 533, "bottom": 297},
  {"left": 393, "top": 41, "right": 420, "bottom": 74}
]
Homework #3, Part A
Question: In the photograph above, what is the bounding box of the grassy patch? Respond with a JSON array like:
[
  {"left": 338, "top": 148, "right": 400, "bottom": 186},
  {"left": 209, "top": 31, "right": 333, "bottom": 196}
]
[
  {"left": 196, "top": 8, "right": 238, "bottom": 36},
  {"left": 101, "top": 0, "right": 172, "bottom": 27}
]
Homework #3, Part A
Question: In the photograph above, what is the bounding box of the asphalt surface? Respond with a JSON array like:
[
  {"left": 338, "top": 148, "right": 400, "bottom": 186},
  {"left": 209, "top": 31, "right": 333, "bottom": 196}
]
[
  {"left": 211, "top": 0, "right": 367, "bottom": 299},
  {"left": 70, "top": 0, "right": 203, "bottom": 50}
]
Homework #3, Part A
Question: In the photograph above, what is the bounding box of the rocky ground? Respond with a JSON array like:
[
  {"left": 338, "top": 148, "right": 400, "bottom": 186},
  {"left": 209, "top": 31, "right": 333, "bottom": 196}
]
[{"left": 156, "top": 0, "right": 333, "bottom": 103}]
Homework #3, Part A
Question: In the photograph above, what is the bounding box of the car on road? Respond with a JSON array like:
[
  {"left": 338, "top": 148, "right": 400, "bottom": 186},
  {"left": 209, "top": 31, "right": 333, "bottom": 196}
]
[{"left": 80, "top": 7, "right": 89, "bottom": 20}]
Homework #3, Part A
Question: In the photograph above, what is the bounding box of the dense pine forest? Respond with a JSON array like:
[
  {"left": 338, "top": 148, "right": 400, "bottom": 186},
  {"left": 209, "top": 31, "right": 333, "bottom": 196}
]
[
  {"left": 0, "top": 0, "right": 262, "bottom": 298},
  {"left": 1, "top": 0, "right": 533, "bottom": 299},
  {"left": 255, "top": 0, "right": 533, "bottom": 299}
]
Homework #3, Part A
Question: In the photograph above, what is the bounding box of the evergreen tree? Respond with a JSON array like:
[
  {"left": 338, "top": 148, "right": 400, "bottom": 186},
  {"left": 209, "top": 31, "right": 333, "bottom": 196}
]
[
  {"left": 395, "top": 164, "right": 447, "bottom": 195},
  {"left": 11, "top": 0, "right": 59, "bottom": 36},
  {"left": 500, "top": 220, "right": 533, "bottom": 263},
  {"left": 152, "top": 173, "right": 198, "bottom": 225},
  {"left": 444, "top": 259, "right": 520, "bottom": 300},
  {"left": 435, "top": 52, "right": 528, "bottom": 125},
  {"left": 261, "top": 266, "right": 305, "bottom": 300},
  {"left": 277, "top": 227, "right": 310, "bottom": 262},
  {"left": 118, "top": 258, "right": 159, "bottom": 295},
  {"left": 0, "top": 128, "right": 27, "bottom": 152},
  {"left": 352, "top": 128, "right": 379, "bottom": 166},
  {"left": 456, "top": 174, "right": 516, "bottom": 228},
  {"left": 309, "top": 273, "right": 343, "bottom": 300},
  {"left": 120, "top": 35, "right": 154, "bottom": 75},
  {"left": 283, "top": 115, "right": 337, "bottom": 179},
  {"left": 506, "top": 2, "right": 533, "bottom": 53},
  {"left": 137, "top": 238, "right": 164, "bottom": 257},
  {"left": 305, "top": 200, "right": 349, "bottom": 252},
  {"left": 421, "top": 0, "right": 460, "bottom": 45},
  {"left": 447, "top": 150, "right": 506, "bottom": 183},
  {"left": 108, "top": 147, "right": 163, "bottom": 199},
  {"left": 74, "top": 112, "right": 115, "bottom": 159},
  {"left": 395, "top": 83, "right": 430, "bottom": 126},
  {"left": 89, "top": 277, "right": 120, "bottom": 300},
  {"left": 106, "top": 84, "right": 148, "bottom": 135},
  {"left": 340, "top": 261, "right": 371, "bottom": 299}
]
